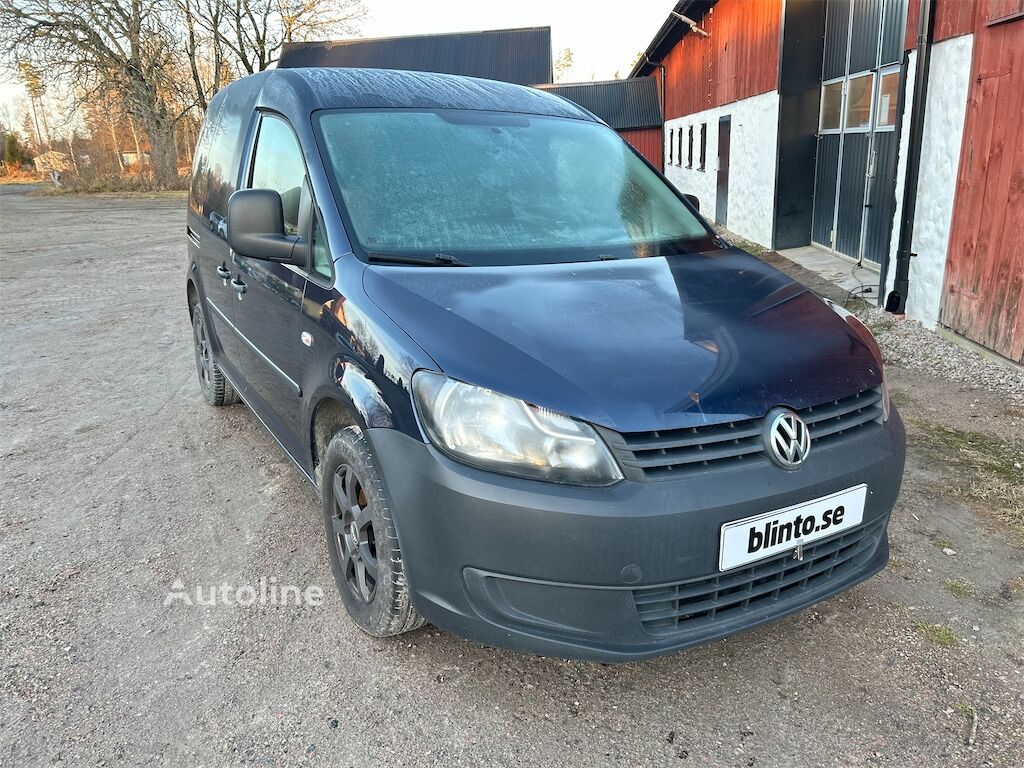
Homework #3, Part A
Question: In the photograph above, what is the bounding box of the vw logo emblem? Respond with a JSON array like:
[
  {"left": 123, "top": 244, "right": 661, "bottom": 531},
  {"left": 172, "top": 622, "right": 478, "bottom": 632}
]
[{"left": 764, "top": 408, "right": 811, "bottom": 469}]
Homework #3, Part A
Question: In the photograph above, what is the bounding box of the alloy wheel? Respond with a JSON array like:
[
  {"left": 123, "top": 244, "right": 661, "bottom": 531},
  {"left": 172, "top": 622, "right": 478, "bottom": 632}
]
[
  {"left": 193, "top": 313, "right": 212, "bottom": 387},
  {"left": 331, "top": 463, "right": 378, "bottom": 603}
]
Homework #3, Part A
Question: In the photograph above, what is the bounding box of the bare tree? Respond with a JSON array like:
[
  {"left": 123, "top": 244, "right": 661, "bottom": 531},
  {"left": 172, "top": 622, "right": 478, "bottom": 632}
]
[
  {"left": 177, "top": 0, "right": 228, "bottom": 112},
  {"left": 220, "top": 0, "right": 366, "bottom": 75},
  {"left": 1, "top": 0, "right": 365, "bottom": 183},
  {"left": 172, "top": 0, "right": 365, "bottom": 122},
  {"left": 0, "top": 0, "right": 187, "bottom": 185}
]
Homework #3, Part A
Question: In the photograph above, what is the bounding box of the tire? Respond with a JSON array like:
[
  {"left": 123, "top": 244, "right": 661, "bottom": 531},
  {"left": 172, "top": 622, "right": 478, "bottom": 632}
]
[
  {"left": 321, "top": 426, "right": 425, "bottom": 637},
  {"left": 192, "top": 305, "right": 239, "bottom": 406}
]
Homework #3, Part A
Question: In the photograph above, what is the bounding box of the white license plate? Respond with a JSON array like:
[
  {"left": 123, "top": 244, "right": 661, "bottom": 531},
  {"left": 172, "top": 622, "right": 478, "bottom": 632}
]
[{"left": 719, "top": 485, "right": 867, "bottom": 571}]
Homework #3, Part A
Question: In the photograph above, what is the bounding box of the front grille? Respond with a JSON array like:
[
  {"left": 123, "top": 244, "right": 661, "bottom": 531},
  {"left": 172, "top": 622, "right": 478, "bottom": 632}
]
[
  {"left": 632, "top": 517, "right": 886, "bottom": 637},
  {"left": 601, "top": 388, "right": 883, "bottom": 481}
]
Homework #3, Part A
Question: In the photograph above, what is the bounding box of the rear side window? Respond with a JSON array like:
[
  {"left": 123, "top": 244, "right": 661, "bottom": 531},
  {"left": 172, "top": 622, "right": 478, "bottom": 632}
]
[
  {"left": 249, "top": 115, "right": 306, "bottom": 235},
  {"left": 190, "top": 88, "right": 249, "bottom": 223}
]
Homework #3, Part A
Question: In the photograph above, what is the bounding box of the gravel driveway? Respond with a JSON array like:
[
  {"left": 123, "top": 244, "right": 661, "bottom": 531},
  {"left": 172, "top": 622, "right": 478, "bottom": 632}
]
[{"left": 2, "top": 187, "right": 1022, "bottom": 767}]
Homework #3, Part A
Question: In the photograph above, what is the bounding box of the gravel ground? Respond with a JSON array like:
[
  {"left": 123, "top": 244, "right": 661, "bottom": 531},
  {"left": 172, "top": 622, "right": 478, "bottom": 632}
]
[
  {"left": 871, "top": 317, "right": 1024, "bottom": 409},
  {"left": 2, "top": 187, "right": 1023, "bottom": 767}
]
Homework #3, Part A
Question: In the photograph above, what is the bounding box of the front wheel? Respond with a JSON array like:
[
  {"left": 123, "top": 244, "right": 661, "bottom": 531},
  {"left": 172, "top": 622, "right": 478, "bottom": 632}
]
[{"left": 322, "top": 426, "right": 425, "bottom": 637}]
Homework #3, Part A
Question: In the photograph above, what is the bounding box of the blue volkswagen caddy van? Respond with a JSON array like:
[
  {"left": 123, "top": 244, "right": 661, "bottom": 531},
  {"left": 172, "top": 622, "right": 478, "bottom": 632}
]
[{"left": 186, "top": 67, "right": 905, "bottom": 661}]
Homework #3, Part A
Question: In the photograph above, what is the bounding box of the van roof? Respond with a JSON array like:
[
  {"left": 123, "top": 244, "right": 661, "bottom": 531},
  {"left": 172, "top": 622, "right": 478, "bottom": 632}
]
[{"left": 251, "top": 67, "right": 596, "bottom": 121}]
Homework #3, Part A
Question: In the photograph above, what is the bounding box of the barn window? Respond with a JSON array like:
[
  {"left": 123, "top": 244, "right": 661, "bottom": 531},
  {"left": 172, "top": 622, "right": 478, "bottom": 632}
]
[
  {"left": 676, "top": 128, "right": 683, "bottom": 166},
  {"left": 819, "top": 79, "right": 844, "bottom": 131},
  {"left": 845, "top": 72, "right": 875, "bottom": 130},
  {"left": 669, "top": 128, "right": 675, "bottom": 165},
  {"left": 687, "top": 126, "right": 693, "bottom": 168},
  {"left": 698, "top": 123, "right": 706, "bottom": 171},
  {"left": 875, "top": 68, "right": 900, "bottom": 129}
]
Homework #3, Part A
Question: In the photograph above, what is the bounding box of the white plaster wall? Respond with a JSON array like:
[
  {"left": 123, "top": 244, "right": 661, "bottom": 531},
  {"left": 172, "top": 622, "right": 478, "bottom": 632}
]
[
  {"left": 662, "top": 91, "right": 780, "bottom": 247},
  {"left": 882, "top": 35, "right": 973, "bottom": 326}
]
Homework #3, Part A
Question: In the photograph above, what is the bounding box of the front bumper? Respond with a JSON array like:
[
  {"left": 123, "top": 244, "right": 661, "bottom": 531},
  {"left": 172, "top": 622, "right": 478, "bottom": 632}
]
[{"left": 368, "top": 410, "right": 905, "bottom": 663}]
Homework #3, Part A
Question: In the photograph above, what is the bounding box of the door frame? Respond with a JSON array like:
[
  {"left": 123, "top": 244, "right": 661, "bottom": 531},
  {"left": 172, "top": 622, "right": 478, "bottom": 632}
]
[{"left": 811, "top": 69, "right": 881, "bottom": 265}]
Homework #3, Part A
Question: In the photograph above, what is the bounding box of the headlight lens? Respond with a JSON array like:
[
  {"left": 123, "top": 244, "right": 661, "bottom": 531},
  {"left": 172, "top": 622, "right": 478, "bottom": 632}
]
[{"left": 412, "top": 371, "right": 623, "bottom": 485}]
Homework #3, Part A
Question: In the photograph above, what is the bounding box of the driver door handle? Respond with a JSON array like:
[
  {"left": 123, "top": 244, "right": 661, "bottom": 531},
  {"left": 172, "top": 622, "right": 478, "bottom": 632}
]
[{"left": 231, "top": 278, "right": 247, "bottom": 298}]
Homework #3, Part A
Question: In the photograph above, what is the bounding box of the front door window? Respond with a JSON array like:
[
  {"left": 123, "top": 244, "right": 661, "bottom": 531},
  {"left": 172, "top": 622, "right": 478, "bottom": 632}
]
[{"left": 249, "top": 115, "right": 306, "bottom": 235}]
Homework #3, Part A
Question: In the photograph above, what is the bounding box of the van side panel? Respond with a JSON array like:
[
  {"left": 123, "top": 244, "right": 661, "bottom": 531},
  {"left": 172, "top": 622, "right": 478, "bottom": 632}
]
[{"left": 187, "top": 76, "right": 266, "bottom": 384}]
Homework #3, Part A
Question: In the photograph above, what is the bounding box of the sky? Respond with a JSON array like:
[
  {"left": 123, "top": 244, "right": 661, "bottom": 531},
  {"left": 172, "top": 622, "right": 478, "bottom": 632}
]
[
  {"left": 0, "top": 0, "right": 672, "bottom": 130},
  {"left": 358, "top": 0, "right": 669, "bottom": 80}
]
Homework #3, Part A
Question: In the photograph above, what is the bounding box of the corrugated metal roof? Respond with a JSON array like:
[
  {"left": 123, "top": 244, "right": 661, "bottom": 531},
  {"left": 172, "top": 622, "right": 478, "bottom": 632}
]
[
  {"left": 278, "top": 27, "right": 552, "bottom": 86},
  {"left": 630, "top": 0, "right": 716, "bottom": 77},
  {"left": 537, "top": 78, "right": 663, "bottom": 130}
]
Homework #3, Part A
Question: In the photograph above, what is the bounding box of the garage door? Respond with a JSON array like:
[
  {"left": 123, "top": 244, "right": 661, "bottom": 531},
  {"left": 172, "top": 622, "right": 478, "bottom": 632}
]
[{"left": 811, "top": 0, "right": 906, "bottom": 266}]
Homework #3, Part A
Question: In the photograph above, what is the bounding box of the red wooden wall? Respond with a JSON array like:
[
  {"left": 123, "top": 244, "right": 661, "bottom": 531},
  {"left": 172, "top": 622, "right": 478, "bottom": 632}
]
[
  {"left": 905, "top": 0, "right": 979, "bottom": 48},
  {"left": 905, "top": 0, "right": 1024, "bottom": 49},
  {"left": 619, "top": 128, "right": 663, "bottom": 168},
  {"left": 656, "top": 0, "right": 782, "bottom": 121},
  {"left": 939, "top": 6, "right": 1024, "bottom": 362}
]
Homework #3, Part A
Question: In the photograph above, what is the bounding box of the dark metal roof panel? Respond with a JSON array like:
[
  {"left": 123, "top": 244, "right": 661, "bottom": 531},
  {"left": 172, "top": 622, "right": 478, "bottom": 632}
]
[
  {"left": 538, "top": 78, "right": 663, "bottom": 130},
  {"left": 278, "top": 27, "right": 553, "bottom": 85},
  {"left": 257, "top": 67, "right": 592, "bottom": 120}
]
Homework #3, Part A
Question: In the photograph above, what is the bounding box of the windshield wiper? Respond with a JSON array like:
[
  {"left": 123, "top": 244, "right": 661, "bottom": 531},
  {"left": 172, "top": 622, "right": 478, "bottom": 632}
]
[{"left": 367, "top": 251, "right": 465, "bottom": 267}]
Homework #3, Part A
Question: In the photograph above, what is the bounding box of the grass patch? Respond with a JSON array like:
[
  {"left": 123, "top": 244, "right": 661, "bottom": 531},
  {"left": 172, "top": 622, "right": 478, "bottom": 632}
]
[
  {"left": 888, "top": 388, "right": 912, "bottom": 408},
  {"left": 944, "top": 578, "right": 974, "bottom": 598},
  {"left": 915, "top": 622, "right": 958, "bottom": 647},
  {"left": 954, "top": 702, "right": 976, "bottom": 718},
  {"left": 909, "top": 418, "right": 1024, "bottom": 542},
  {"left": 868, "top": 319, "right": 896, "bottom": 337},
  {"left": 935, "top": 536, "right": 955, "bottom": 550},
  {"left": 912, "top": 420, "right": 1022, "bottom": 484}
]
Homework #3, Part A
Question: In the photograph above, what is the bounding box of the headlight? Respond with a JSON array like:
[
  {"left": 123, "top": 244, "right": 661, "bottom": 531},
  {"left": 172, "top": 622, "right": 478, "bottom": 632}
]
[
  {"left": 822, "top": 299, "right": 890, "bottom": 421},
  {"left": 412, "top": 371, "right": 623, "bottom": 485}
]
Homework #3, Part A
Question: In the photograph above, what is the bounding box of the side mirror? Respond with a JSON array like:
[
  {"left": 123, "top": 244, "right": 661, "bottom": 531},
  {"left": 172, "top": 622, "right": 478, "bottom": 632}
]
[
  {"left": 682, "top": 193, "right": 700, "bottom": 213},
  {"left": 227, "top": 189, "right": 308, "bottom": 265}
]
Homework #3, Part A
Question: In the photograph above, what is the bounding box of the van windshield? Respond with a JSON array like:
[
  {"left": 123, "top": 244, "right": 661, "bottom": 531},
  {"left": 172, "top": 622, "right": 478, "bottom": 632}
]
[{"left": 314, "top": 110, "right": 717, "bottom": 266}]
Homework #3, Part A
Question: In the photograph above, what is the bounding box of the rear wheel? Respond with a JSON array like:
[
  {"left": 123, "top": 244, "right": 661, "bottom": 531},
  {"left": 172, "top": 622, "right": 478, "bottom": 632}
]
[
  {"left": 322, "top": 426, "right": 425, "bottom": 637},
  {"left": 192, "top": 307, "right": 238, "bottom": 406}
]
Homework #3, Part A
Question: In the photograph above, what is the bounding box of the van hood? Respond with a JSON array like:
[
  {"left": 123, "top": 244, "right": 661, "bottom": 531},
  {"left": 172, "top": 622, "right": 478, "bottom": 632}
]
[{"left": 361, "top": 249, "right": 882, "bottom": 433}]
